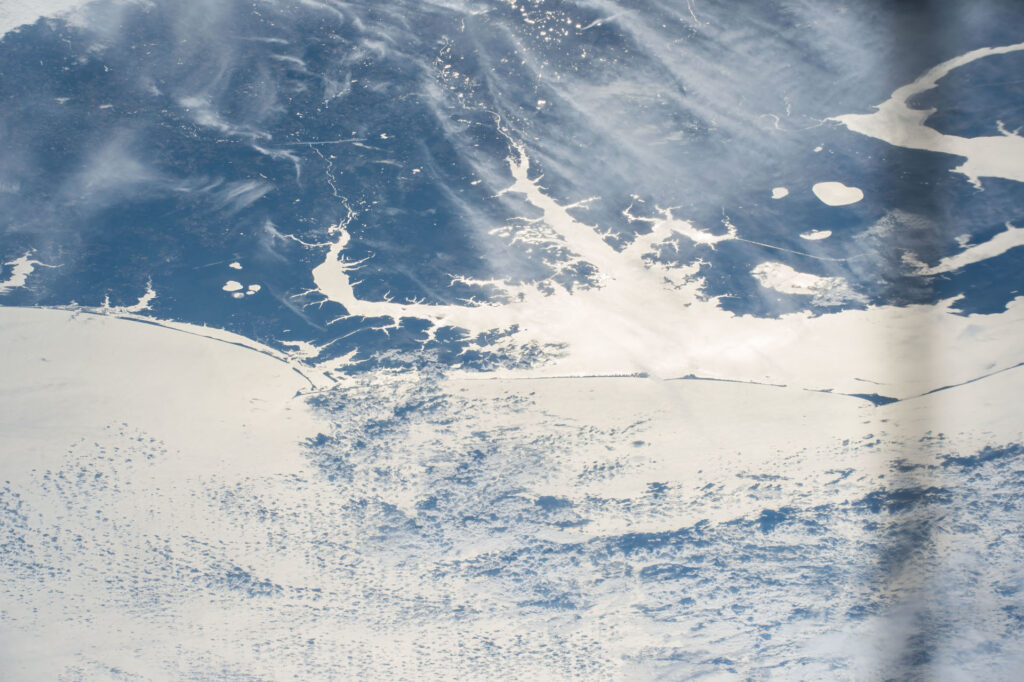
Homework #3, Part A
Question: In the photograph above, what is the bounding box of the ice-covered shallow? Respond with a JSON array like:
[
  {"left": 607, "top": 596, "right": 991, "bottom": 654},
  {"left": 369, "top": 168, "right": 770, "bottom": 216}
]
[
  {"left": 302, "top": 143, "right": 1024, "bottom": 400},
  {"left": 0, "top": 306, "right": 322, "bottom": 484},
  {"left": 1, "top": 306, "right": 1022, "bottom": 679}
]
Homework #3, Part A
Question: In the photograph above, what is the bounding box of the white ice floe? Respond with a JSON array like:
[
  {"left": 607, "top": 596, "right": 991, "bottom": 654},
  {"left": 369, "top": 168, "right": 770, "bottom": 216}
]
[
  {"left": 832, "top": 41, "right": 1024, "bottom": 187},
  {"left": 222, "top": 280, "right": 244, "bottom": 292},
  {"left": 0, "top": 252, "right": 48, "bottom": 295},
  {"left": 906, "top": 222, "right": 1024, "bottom": 275},
  {"left": 812, "top": 181, "right": 864, "bottom": 206},
  {"left": 771, "top": 186, "right": 789, "bottom": 199},
  {"left": 229, "top": 261, "right": 243, "bottom": 270},
  {"left": 751, "top": 261, "right": 863, "bottom": 306},
  {"left": 799, "top": 229, "right": 832, "bottom": 241}
]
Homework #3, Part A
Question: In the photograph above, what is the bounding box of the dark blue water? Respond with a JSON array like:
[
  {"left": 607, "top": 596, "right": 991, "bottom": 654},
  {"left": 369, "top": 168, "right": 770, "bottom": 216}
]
[{"left": 0, "top": 0, "right": 1022, "bottom": 362}]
